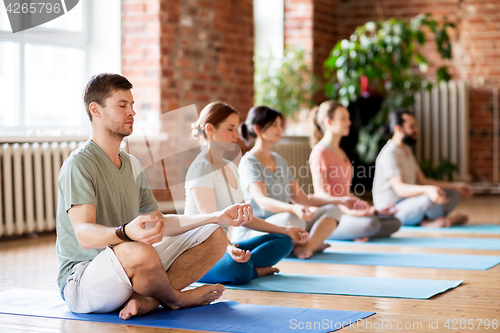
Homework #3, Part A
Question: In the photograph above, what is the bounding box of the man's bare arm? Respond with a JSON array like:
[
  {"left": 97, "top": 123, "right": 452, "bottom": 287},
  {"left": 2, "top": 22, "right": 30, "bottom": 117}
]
[{"left": 68, "top": 204, "right": 164, "bottom": 249}]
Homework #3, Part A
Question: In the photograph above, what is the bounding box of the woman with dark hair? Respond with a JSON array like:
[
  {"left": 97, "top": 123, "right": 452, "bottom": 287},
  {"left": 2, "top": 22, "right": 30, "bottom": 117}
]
[
  {"left": 309, "top": 101, "right": 401, "bottom": 240},
  {"left": 184, "top": 101, "right": 308, "bottom": 284},
  {"left": 234, "top": 105, "right": 366, "bottom": 259}
]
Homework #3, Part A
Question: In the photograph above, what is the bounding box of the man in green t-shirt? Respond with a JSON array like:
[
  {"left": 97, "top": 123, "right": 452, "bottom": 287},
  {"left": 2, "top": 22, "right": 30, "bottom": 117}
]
[{"left": 56, "top": 73, "right": 252, "bottom": 319}]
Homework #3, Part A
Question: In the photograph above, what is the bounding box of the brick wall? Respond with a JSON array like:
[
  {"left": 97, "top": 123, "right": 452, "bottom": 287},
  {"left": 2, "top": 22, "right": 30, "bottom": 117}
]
[
  {"left": 312, "top": 0, "right": 338, "bottom": 103},
  {"left": 284, "top": 0, "right": 314, "bottom": 59},
  {"left": 122, "top": 0, "right": 161, "bottom": 127},
  {"left": 284, "top": 0, "right": 337, "bottom": 103},
  {"left": 459, "top": 0, "right": 500, "bottom": 183},
  {"left": 284, "top": 0, "right": 500, "bottom": 182},
  {"left": 122, "top": 0, "right": 498, "bottom": 185},
  {"left": 123, "top": 0, "right": 254, "bottom": 117},
  {"left": 122, "top": 0, "right": 254, "bottom": 204},
  {"left": 160, "top": 0, "right": 254, "bottom": 117}
]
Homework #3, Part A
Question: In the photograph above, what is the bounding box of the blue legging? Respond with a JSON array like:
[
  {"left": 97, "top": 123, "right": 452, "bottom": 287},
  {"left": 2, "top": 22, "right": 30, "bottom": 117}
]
[{"left": 198, "top": 233, "right": 293, "bottom": 285}]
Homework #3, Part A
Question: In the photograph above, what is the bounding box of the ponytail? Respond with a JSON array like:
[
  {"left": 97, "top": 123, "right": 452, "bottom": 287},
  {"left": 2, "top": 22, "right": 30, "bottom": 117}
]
[
  {"left": 309, "top": 106, "right": 323, "bottom": 147},
  {"left": 240, "top": 106, "right": 282, "bottom": 146},
  {"left": 238, "top": 122, "right": 257, "bottom": 145},
  {"left": 309, "top": 101, "right": 345, "bottom": 147},
  {"left": 191, "top": 122, "right": 204, "bottom": 138},
  {"left": 191, "top": 101, "right": 239, "bottom": 140}
]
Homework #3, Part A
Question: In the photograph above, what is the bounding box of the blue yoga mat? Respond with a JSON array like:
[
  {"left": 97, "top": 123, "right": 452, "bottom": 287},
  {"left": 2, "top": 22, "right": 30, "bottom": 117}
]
[
  {"left": 194, "top": 273, "right": 463, "bottom": 299},
  {"left": 285, "top": 250, "right": 500, "bottom": 270},
  {"left": 0, "top": 289, "right": 374, "bottom": 333},
  {"left": 327, "top": 237, "right": 500, "bottom": 250},
  {"left": 401, "top": 224, "right": 500, "bottom": 234}
]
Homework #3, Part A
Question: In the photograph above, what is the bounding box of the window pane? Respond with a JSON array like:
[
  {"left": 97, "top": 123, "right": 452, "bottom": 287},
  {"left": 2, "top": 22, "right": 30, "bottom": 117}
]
[
  {"left": 41, "top": 1, "right": 83, "bottom": 32},
  {"left": 254, "top": 0, "right": 284, "bottom": 58},
  {"left": 25, "top": 44, "right": 85, "bottom": 128},
  {"left": 0, "top": 4, "right": 11, "bottom": 31},
  {"left": 0, "top": 41, "right": 20, "bottom": 127}
]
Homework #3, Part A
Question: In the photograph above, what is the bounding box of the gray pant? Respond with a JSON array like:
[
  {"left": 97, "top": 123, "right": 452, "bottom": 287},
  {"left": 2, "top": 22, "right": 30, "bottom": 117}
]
[
  {"left": 231, "top": 204, "right": 400, "bottom": 242},
  {"left": 231, "top": 204, "right": 342, "bottom": 242},
  {"left": 328, "top": 215, "right": 401, "bottom": 240},
  {"left": 394, "top": 188, "right": 461, "bottom": 226}
]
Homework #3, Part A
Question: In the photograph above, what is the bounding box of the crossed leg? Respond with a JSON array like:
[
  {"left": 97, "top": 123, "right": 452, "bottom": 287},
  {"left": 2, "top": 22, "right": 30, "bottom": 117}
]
[
  {"left": 114, "top": 227, "right": 227, "bottom": 319},
  {"left": 293, "top": 216, "right": 338, "bottom": 259}
]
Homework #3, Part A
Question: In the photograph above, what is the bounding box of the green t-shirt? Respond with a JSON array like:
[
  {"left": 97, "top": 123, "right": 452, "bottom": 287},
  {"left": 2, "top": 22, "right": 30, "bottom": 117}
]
[{"left": 55, "top": 140, "right": 158, "bottom": 298}]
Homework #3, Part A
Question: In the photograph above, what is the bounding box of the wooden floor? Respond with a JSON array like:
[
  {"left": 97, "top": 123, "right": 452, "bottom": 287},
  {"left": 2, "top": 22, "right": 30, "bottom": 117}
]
[{"left": 0, "top": 195, "right": 499, "bottom": 333}]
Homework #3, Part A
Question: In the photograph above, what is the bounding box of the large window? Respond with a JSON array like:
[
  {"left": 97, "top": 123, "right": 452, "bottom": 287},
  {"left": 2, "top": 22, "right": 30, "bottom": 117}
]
[
  {"left": 0, "top": 0, "right": 121, "bottom": 138},
  {"left": 254, "top": 0, "right": 284, "bottom": 58}
]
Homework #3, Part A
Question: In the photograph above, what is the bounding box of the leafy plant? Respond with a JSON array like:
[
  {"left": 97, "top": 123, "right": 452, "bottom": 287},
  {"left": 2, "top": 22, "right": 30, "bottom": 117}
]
[
  {"left": 254, "top": 48, "right": 319, "bottom": 118},
  {"left": 420, "top": 159, "right": 456, "bottom": 181},
  {"left": 324, "top": 13, "right": 455, "bottom": 163}
]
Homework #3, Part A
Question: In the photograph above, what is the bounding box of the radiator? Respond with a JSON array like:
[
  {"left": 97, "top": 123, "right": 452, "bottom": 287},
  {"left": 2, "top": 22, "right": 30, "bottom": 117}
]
[
  {"left": 0, "top": 141, "right": 82, "bottom": 237},
  {"left": 413, "top": 80, "right": 471, "bottom": 181},
  {"left": 272, "top": 136, "right": 313, "bottom": 194}
]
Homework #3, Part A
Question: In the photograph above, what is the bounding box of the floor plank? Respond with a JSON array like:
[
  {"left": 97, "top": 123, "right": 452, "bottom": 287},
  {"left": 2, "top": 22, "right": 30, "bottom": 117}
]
[{"left": 0, "top": 195, "right": 499, "bottom": 332}]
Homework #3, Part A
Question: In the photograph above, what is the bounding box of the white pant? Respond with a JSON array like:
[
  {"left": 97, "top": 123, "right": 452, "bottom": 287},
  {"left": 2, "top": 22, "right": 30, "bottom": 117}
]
[{"left": 63, "top": 224, "right": 220, "bottom": 313}]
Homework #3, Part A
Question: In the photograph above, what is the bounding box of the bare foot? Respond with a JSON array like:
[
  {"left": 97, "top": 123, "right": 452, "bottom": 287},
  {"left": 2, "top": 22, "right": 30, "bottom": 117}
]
[
  {"left": 179, "top": 284, "right": 225, "bottom": 309},
  {"left": 293, "top": 245, "right": 313, "bottom": 259},
  {"left": 314, "top": 242, "right": 331, "bottom": 252},
  {"left": 354, "top": 237, "right": 370, "bottom": 242},
  {"left": 119, "top": 294, "right": 160, "bottom": 320},
  {"left": 255, "top": 266, "right": 279, "bottom": 277},
  {"left": 420, "top": 217, "right": 451, "bottom": 228},
  {"left": 448, "top": 213, "right": 469, "bottom": 226}
]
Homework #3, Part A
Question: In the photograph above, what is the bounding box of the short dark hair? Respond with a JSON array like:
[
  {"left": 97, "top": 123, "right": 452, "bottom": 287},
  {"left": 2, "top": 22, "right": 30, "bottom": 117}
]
[
  {"left": 388, "top": 109, "right": 415, "bottom": 135},
  {"left": 239, "top": 105, "right": 283, "bottom": 145},
  {"left": 83, "top": 73, "right": 133, "bottom": 122}
]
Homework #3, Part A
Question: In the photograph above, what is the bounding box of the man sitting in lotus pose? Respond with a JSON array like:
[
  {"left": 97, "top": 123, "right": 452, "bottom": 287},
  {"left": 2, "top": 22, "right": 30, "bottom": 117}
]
[
  {"left": 372, "top": 109, "right": 473, "bottom": 227},
  {"left": 56, "top": 73, "right": 251, "bottom": 319}
]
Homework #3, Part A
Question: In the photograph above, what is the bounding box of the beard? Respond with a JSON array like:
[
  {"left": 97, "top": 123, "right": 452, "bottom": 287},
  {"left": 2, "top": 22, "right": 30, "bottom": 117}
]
[
  {"left": 402, "top": 133, "right": 417, "bottom": 146},
  {"left": 102, "top": 113, "right": 133, "bottom": 140},
  {"left": 105, "top": 122, "right": 132, "bottom": 140}
]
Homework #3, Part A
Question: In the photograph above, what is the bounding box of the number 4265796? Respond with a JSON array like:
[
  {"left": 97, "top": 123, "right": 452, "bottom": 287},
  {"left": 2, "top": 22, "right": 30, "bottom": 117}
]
[
  {"left": 444, "top": 319, "right": 498, "bottom": 330},
  {"left": 5, "top": 2, "right": 62, "bottom": 14}
]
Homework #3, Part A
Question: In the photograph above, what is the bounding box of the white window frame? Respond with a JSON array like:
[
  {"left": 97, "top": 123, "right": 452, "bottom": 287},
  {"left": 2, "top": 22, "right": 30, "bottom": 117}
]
[
  {"left": 254, "top": 0, "right": 284, "bottom": 58},
  {"left": 0, "top": 0, "right": 122, "bottom": 142}
]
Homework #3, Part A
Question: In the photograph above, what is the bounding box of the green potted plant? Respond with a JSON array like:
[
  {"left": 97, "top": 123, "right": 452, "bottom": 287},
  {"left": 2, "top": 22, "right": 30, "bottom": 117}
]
[
  {"left": 324, "top": 13, "right": 455, "bottom": 164},
  {"left": 254, "top": 48, "right": 319, "bottom": 122}
]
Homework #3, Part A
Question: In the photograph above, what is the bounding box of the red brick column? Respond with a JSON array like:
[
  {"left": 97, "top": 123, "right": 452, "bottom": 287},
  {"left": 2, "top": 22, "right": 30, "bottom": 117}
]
[
  {"left": 122, "top": 0, "right": 162, "bottom": 125},
  {"left": 312, "top": 0, "right": 338, "bottom": 81},
  {"left": 160, "top": 0, "right": 254, "bottom": 118},
  {"left": 123, "top": 0, "right": 254, "bottom": 122},
  {"left": 284, "top": 0, "right": 337, "bottom": 102},
  {"left": 284, "top": 0, "right": 314, "bottom": 60},
  {"left": 122, "top": 0, "right": 255, "bottom": 206}
]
